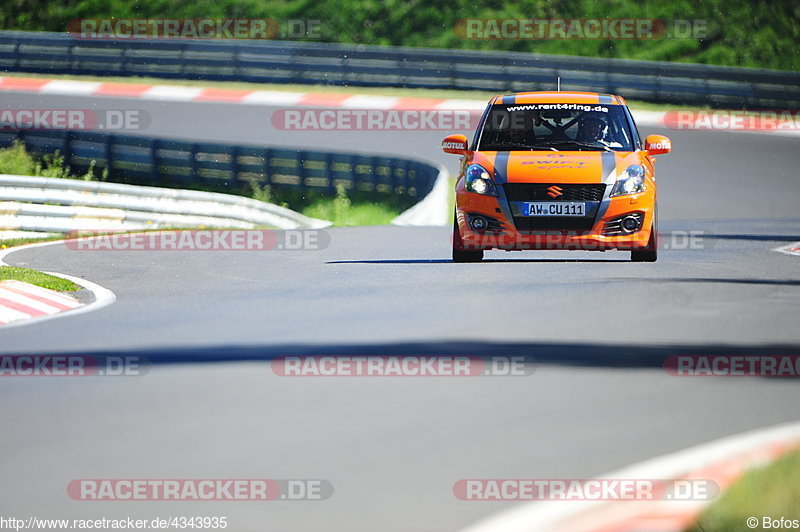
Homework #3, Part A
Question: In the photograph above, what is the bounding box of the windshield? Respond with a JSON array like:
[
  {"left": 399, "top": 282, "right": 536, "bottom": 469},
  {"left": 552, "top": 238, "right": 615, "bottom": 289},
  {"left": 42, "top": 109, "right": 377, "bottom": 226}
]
[{"left": 478, "top": 103, "right": 636, "bottom": 151}]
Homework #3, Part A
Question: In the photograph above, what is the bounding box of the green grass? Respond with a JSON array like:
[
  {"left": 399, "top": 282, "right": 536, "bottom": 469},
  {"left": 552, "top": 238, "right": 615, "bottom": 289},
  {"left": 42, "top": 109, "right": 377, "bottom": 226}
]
[
  {"left": 0, "top": 234, "right": 68, "bottom": 249},
  {"left": 685, "top": 447, "right": 800, "bottom": 532},
  {"left": 0, "top": 266, "right": 79, "bottom": 291},
  {"left": 0, "top": 139, "right": 107, "bottom": 180},
  {"left": 301, "top": 185, "right": 400, "bottom": 226}
]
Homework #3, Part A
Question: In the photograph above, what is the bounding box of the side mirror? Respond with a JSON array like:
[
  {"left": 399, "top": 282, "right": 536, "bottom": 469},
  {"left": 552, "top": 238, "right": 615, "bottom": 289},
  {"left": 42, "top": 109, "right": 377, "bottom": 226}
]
[
  {"left": 645, "top": 134, "right": 672, "bottom": 155},
  {"left": 442, "top": 134, "right": 469, "bottom": 155}
]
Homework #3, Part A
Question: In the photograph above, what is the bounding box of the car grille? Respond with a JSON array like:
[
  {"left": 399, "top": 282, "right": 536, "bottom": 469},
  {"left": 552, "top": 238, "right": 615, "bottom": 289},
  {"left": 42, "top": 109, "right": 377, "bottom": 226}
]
[
  {"left": 503, "top": 183, "right": 606, "bottom": 202},
  {"left": 512, "top": 217, "right": 597, "bottom": 233},
  {"left": 504, "top": 183, "right": 604, "bottom": 233}
]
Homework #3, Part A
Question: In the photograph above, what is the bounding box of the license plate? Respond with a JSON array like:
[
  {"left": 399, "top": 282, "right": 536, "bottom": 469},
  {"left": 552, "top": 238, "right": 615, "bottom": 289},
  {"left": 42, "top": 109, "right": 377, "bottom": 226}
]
[{"left": 523, "top": 202, "right": 586, "bottom": 216}]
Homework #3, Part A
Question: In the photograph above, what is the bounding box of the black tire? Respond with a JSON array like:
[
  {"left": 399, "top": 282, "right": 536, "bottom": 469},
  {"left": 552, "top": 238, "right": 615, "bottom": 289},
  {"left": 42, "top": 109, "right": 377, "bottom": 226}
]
[
  {"left": 453, "top": 249, "right": 484, "bottom": 263},
  {"left": 452, "top": 216, "right": 483, "bottom": 262},
  {"left": 631, "top": 217, "right": 658, "bottom": 262}
]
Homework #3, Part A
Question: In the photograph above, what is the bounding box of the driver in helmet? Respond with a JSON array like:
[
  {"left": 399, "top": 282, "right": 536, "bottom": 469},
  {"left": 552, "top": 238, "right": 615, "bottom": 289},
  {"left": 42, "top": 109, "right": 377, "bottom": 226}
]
[
  {"left": 577, "top": 113, "right": 622, "bottom": 148},
  {"left": 504, "top": 111, "right": 535, "bottom": 146}
]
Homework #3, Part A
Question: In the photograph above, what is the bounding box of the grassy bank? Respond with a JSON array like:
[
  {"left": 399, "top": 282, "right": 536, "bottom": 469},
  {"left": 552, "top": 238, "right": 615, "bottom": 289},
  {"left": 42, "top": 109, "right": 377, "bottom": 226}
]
[
  {"left": 301, "top": 185, "right": 400, "bottom": 226},
  {"left": 0, "top": 266, "right": 79, "bottom": 291},
  {"left": 686, "top": 447, "right": 800, "bottom": 532},
  {"left": 0, "top": 140, "right": 106, "bottom": 180}
]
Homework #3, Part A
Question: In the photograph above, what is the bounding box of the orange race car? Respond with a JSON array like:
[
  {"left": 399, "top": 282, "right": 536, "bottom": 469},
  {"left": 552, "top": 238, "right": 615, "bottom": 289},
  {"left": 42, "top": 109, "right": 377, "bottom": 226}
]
[{"left": 442, "top": 91, "right": 671, "bottom": 262}]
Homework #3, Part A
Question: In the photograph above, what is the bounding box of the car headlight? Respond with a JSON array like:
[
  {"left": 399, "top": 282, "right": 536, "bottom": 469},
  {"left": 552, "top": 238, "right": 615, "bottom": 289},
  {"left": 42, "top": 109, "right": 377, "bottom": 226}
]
[
  {"left": 465, "top": 164, "right": 497, "bottom": 196},
  {"left": 610, "top": 165, "right": 646, "bottom": 197}
]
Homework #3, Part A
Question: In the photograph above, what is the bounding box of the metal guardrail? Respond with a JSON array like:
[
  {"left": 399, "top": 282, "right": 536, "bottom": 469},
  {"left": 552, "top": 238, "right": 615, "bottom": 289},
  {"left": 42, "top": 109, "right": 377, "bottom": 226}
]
[
  {"left": 0, "top": 129, "right": 444, "bottom": 230},
  {"left": 1, "top": 31, "right": 799, "bottom": 108},
  {"left": 0, "top": 174, "right": 332, "bottom": 232},
  {"left": 0, "top": 129, "right": 440, "bottom": 205}
]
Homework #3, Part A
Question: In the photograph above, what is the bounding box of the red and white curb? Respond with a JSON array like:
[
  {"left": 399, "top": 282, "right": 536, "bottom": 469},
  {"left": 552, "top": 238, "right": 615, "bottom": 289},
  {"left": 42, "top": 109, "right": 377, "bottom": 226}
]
[
  {"left": 0, "top": 240, "right": 116, "bottom": 328},
  {"left": 0, "top": 279, "right": 81, "bottom": 324},
  {"left": 459, "top": 421, "right": 800, "bottom": 532},
  {"left": 0, "top": 76, "right": 486, "bottom": 112},
  {"left": 774, "top": 242, "right": 800, "bottom": 257},
  {"left": 4, "top": 75, "right": 800, "bottom": 137}
]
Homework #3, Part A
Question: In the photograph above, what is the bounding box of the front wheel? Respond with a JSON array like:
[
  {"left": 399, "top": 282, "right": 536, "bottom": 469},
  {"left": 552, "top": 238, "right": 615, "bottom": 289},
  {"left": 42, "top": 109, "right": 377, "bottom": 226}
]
[
  {"left": 452, "top": 216, "right": 483, "bottom": 263},
  {"left": 453, "top": 249, "right": 484, "bottom": 263},
  {"left": 631, "top": 220, "right": 657, "bottom": 262}
]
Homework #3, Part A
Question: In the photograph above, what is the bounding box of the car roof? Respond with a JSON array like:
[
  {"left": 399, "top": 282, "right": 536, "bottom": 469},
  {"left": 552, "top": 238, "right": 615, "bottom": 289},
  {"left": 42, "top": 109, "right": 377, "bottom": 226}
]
[{"left": 490, "top": 91, "right": 628, "bottom": 106}]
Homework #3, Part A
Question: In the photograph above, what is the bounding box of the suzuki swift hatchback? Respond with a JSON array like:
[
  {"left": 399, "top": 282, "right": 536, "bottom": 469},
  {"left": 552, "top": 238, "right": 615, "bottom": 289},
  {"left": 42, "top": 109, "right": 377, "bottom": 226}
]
[{"left": 443, "top": 91, "right": 671, "bottom": 262}]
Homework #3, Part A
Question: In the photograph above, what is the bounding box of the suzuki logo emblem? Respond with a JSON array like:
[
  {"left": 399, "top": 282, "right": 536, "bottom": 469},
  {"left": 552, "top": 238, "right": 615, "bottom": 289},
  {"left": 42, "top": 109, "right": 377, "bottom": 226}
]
[{"left": 546, "top": 185, "right": 563, "bottom": 198}]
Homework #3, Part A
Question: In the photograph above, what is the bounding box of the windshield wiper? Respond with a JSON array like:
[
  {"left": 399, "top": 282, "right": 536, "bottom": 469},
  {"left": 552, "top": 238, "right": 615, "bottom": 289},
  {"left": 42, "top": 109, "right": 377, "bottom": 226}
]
[
  {"left": 542, "top": 140, "right": 613, "bottom": 152},
  {"left": 488, "top": 143, "right": 559, "bottom": 151}
]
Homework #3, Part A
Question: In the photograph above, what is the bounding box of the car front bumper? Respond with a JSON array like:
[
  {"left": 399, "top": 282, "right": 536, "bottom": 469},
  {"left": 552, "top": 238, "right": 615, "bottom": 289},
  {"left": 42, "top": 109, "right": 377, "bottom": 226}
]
[{"left": 455, "top": 183, "right": 656, "bottom": 251}]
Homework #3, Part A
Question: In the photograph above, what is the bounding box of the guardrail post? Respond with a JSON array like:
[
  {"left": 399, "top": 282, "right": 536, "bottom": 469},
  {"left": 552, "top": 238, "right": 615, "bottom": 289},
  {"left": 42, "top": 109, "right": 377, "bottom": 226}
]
[
  {"left": 233, "top": 42, "right": 242, "bottom": 81},
  {"left": 297, "top": 151, "right": 307, "bottom": 188},
  {"left": 103, "top": 134, "right": 113, "bottom": 176},
  {"left": 121, "top": 42, "right": 128, "bottom": 75},
  {"left": 325, "top": 153, "right": 335, "bottom": 194},
  {"left": 503, "top": 57, "right": 512, "bottom": 92},
  {"left": 67, "top": 34, "right": 75, "bottom": 75},
  {"left": 190, "top": 143, "right": 198, "bottom": 184},
  {"left": 387, "top": 158, "right": 398, "bottom": 195},
  {"left": 263, "top": 148, "right": 272, "bottom": 185},
  {"left": 12, "top": 35, "right": 20, "bottom": 70},
  {"left": 397, "top": 159, "right": 409, "bottom": 197},
  {"left": 179, "top": 41, "right": 188, "bottom": 79},
  {"left": 230, "top": 146, "right": 240, "bottom": 184},
  {"left": 149, "top": 139, "right": 159, "bottom": 185},
  {"left": 63, "top": 131, "right": 73, "bottom": 173}
]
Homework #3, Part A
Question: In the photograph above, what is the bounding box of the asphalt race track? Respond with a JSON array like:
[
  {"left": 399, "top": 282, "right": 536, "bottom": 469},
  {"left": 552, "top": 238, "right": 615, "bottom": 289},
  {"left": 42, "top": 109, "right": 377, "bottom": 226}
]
[{"left": 1, "top": 91, "right": 799, "bottom": 531}]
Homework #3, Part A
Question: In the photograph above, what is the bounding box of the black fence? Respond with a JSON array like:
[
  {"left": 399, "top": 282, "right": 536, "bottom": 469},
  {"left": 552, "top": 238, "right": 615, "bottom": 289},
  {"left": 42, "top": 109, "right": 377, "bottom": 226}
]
[
  {"left": 0, "top": 130, "right": 439, "bottom": 201},
  {"left": 1, "top": 31, "right": 799, "bottom": 108}
]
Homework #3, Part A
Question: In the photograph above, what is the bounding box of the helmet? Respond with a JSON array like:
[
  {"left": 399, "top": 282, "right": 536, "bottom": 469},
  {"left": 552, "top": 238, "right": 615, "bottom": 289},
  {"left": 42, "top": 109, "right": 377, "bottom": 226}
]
[{"left": 579, "top": 113, "right": 608, "bottom": 142}]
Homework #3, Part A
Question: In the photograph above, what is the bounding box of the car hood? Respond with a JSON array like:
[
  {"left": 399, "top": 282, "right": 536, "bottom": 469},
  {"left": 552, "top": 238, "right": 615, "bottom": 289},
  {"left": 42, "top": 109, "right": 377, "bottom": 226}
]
[{"left": 470, "top": 150, "right": 642, "bottom": 184}]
